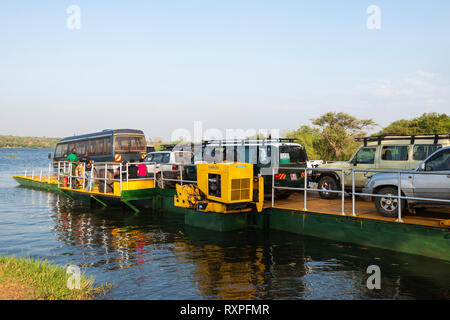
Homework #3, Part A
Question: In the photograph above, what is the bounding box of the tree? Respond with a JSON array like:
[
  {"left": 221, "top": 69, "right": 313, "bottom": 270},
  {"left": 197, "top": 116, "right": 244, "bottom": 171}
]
[
  {"left": 378, "top": 113, "right": 450, "bottom": 135},
  {"left": 287, "top": 112, "right": 376, "bottom": 161},
  {"left": 286, "top": 125, "right": 321, "bottom": 159},
  {"left": 311, "top": 112, "right": 376, "bottom": 161}
]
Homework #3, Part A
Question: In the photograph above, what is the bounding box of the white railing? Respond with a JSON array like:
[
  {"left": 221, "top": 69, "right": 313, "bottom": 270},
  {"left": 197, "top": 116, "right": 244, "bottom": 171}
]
[
  {"left": 55, "top": 161, "right": 157, "bottom": 194},
  {"left": 271, "top": 166, "right": 450, "bottom": 222},
  {"left": 271, "top": 167, "right": 346, "bottom": 215},
  {"left": 22, "top": 160, "right": 55, "bottom": 183},
  {"left": 154, "top": 163, "right": 197, "bottom": 188},
  {"left": 351, "top": 169, "right": 450, "bottom": 222}
]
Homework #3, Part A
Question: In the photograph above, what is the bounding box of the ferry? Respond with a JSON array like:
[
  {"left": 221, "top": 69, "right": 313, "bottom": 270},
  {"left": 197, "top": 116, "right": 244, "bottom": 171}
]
[{"left": 12, "top": 132, "right": 450, "bottom": 262}]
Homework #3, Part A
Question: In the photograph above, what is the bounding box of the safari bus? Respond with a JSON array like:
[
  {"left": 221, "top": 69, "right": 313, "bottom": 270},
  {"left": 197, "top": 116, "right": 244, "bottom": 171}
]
[{"left": 53, "top": 129, "right": 147, "bottom": 163}]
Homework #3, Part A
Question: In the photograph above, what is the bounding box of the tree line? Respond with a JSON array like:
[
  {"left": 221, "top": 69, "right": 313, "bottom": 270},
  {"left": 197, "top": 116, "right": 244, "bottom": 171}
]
[
  {"left": 2, "top": 113, "right": 449, "bottom": 159},
  {"left": 286, "top": 112, "right": 450, "bottom": 161}
]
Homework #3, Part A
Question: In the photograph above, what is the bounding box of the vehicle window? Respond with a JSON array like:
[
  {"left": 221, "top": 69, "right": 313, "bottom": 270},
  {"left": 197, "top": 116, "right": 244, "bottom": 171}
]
[
  {"left": 279, "top": 145, "right": 307, "bottom": 163},
  {"left": 381, "top": 145, "right": 408, "bottom": 161},
  {"left": 425, "top": 149, "right": 450, "bottom": 171},
  {"left": 145, "top": 154, "right": 153, "bottom": 162},
  {"left": 258, "top": 146, "right": 271, "bottom": 165},
  {"left": 413, "top": 144, "right": 442, "bottom": 161},
  {"left": 152, "top": 153, "right": 163, "bottom": 163},
  {"left": 355, "top": 148, "right": 376, "bottom": 164},
  {"left": 162, "top": 153, "right": 170, "bottom": 163}
]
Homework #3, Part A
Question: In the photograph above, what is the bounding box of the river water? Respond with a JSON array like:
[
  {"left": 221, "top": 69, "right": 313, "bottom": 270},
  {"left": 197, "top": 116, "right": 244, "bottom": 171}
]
[{"left": 0, "top": 148, "right": 448, "bottom": 299}]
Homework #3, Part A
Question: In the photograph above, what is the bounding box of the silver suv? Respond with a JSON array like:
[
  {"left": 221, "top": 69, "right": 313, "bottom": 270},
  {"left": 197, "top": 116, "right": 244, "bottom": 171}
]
[{"left": 362, "top": 146, "right": 450, "bottom": 217}]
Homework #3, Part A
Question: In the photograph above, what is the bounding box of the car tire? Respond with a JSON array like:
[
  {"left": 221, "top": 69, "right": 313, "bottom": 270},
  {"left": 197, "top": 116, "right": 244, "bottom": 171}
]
[
  {"left": 374, "top": 187, "right": 407, "bottom": 218},
  {"left": 318, "top": 176, "right": 339, "bottom": 200}
]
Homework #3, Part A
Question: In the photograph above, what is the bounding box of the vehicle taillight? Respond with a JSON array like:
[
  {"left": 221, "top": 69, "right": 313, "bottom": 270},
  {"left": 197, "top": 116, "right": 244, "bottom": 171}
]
[
  {"left": 172, "top": 165, "right": 178, "bottom": 171},
  {"left": 301, "top": 172, "right": 305, "bottom": 178},
  {"left": 275, "top": 173, "right": 286, "bottom": 180}
]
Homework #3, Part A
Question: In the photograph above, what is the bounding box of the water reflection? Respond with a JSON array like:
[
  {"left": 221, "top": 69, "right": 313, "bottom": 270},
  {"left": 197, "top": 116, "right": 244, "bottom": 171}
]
[{"left": 45, "top": 195, "right": 450, "bottom": 299}]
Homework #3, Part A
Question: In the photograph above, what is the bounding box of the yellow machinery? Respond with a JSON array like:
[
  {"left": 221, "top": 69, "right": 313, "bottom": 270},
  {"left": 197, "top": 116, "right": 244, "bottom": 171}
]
[{"left": 174, "top": 162, "right": 264, "bottom": 213}]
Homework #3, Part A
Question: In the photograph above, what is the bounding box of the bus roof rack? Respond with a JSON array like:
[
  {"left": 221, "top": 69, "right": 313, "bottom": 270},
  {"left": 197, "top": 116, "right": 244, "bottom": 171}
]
[
  {"left": 355, "top": 134, "right": 450, "bottom": 146},
  {"left": 202, "top": 138, "right": 299, "bottom": 146}
]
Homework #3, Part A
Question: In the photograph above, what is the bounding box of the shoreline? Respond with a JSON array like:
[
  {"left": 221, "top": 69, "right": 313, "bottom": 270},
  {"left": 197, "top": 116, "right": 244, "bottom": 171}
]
[{"left": 0, "top": 255, "right": 110, "bottom": 300}]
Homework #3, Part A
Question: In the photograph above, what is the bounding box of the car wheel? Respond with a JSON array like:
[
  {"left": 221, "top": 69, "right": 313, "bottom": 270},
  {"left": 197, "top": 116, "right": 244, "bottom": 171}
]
[
  {"left": 374, "top": 187, "right": 406, "bottom": 218},
  {"left": 318, "top": 176, "right": 339, "bottom": 200}
]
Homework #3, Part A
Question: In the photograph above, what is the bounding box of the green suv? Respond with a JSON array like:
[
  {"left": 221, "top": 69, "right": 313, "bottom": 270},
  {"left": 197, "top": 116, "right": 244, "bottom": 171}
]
[{"left": 313, "top": 134, "right": 450, "bottom": 199}]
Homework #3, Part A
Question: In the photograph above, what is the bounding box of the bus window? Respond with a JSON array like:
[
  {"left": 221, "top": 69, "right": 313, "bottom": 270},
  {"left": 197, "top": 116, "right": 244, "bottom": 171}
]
[
  {"left": 88, "top": 140, "right": 95, "bottom": 154},
  {"left": 76, "top": 142, "right": 86, "bottom": 155},
  {"left": 104, "top": 138, "right": 111, "bottom": 154},
  {"left": 115, "top": 136, "right": 146, "bottom": 153},
  {"left": 95, "top": 139, "right": 104, "bottom": 155},
  {"left": 55, "top": 144, "right": 67, "bottom": 158}
]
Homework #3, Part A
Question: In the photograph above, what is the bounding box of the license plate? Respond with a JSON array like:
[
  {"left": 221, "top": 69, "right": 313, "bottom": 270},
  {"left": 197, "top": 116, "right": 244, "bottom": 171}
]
[{"left": 290, "top": 173, "right": 297, "bottom": 180}]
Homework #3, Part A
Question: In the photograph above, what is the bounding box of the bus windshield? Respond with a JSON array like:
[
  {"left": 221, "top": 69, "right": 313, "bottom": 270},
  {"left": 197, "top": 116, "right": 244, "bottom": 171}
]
[
  {"left": 114, "top": 136, "right": 146, "bottom": 153},
  {"left": 279, "top": 145, "right": 307, "bottom": 163}
]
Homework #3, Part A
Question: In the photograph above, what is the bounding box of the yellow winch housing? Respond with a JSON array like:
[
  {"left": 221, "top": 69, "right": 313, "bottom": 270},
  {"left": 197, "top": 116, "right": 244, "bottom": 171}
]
[
  {"left": 197, "top": 162, "right": 254, "bottom": 204},
  {"left": 174, "top": 162, "right": 264, "bottom": 213}
]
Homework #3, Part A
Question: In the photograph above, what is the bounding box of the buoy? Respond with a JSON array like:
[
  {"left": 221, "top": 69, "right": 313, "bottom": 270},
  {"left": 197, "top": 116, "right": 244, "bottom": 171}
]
[{"left": 8, "top": 155, "right": 17, "bottom": 159}]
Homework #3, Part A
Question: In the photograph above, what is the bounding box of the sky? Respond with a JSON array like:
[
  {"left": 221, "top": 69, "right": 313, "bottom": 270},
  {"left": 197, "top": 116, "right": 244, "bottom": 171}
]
[{"left": 0, "top": 0, "right": 449, "bottom": 141}]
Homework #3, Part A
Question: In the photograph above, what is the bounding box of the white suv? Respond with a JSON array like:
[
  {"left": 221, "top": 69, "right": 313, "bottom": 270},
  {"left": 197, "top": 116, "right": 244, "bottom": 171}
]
[{"left": 145, "top": 151, "right": 193, "bottom": 187}]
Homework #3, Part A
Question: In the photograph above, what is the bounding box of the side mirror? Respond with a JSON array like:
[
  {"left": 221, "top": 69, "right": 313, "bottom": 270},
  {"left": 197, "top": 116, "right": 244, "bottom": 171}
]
[
  {"left": 352, "top": 157, "right": 357, "bottom": 166},
  {"left": 48, "top": 153, "right": 52, "bottom": 159},
  {"left": 419, "top": 163, "right": 425, "bottom": 171}
]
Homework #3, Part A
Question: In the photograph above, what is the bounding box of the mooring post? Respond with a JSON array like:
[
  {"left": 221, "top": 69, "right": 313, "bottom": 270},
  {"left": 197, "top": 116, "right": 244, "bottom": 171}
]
[
  {"left": 303, "top": 168, "right": 307, "bottom": 211},
  {"left": 397, "top": 172, "right": 403, "bottom": 223},
  {"left": 341, "top": 169, "right": 345, "bottom": 215},
  {"left": 352, "top": 170, "right": 356, "bottom": 216}
]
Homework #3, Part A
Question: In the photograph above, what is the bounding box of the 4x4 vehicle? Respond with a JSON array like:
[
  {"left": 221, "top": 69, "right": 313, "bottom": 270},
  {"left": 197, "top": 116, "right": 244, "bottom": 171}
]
[
  {"left": 197, "top": 138, "right": 309, "bottom": 199},
  {"left": 145, "top": 150, "right": 193, "bottom": 188},
  {"left": 314, "top": 134, "right": 450, "bottom": 199},
  {"left": 362, "top": 146, "right": 450, "bottom": 217}
]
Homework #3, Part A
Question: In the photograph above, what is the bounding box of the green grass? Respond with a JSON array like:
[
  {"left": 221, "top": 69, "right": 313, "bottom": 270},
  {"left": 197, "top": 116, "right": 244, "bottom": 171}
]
[{"left": 0, "top": 255, "right": 111, "bottom": 300}]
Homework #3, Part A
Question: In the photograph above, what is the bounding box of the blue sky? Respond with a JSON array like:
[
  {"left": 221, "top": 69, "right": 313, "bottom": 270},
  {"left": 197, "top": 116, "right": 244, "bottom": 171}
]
[{"left": 0, "top": 1, "right": 449, "bottom": 140}]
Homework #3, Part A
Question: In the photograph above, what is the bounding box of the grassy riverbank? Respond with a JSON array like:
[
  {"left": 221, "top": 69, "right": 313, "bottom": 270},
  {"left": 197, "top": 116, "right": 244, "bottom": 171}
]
[
  {"left": 0, "top": 136, "right": 60, "bottom": 149},
  {"left": 0, "top": 255, "right": 110, "bottom": 300}
]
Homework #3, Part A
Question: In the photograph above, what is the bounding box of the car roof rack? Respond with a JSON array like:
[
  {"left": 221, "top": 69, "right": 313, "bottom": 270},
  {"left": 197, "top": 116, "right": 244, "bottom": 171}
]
[
  {"left": 355, "top": 134, "right": 450, "bottom": 146},
  {"left": 202, "top": 138, "right": 299, "bottom": 146}
]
